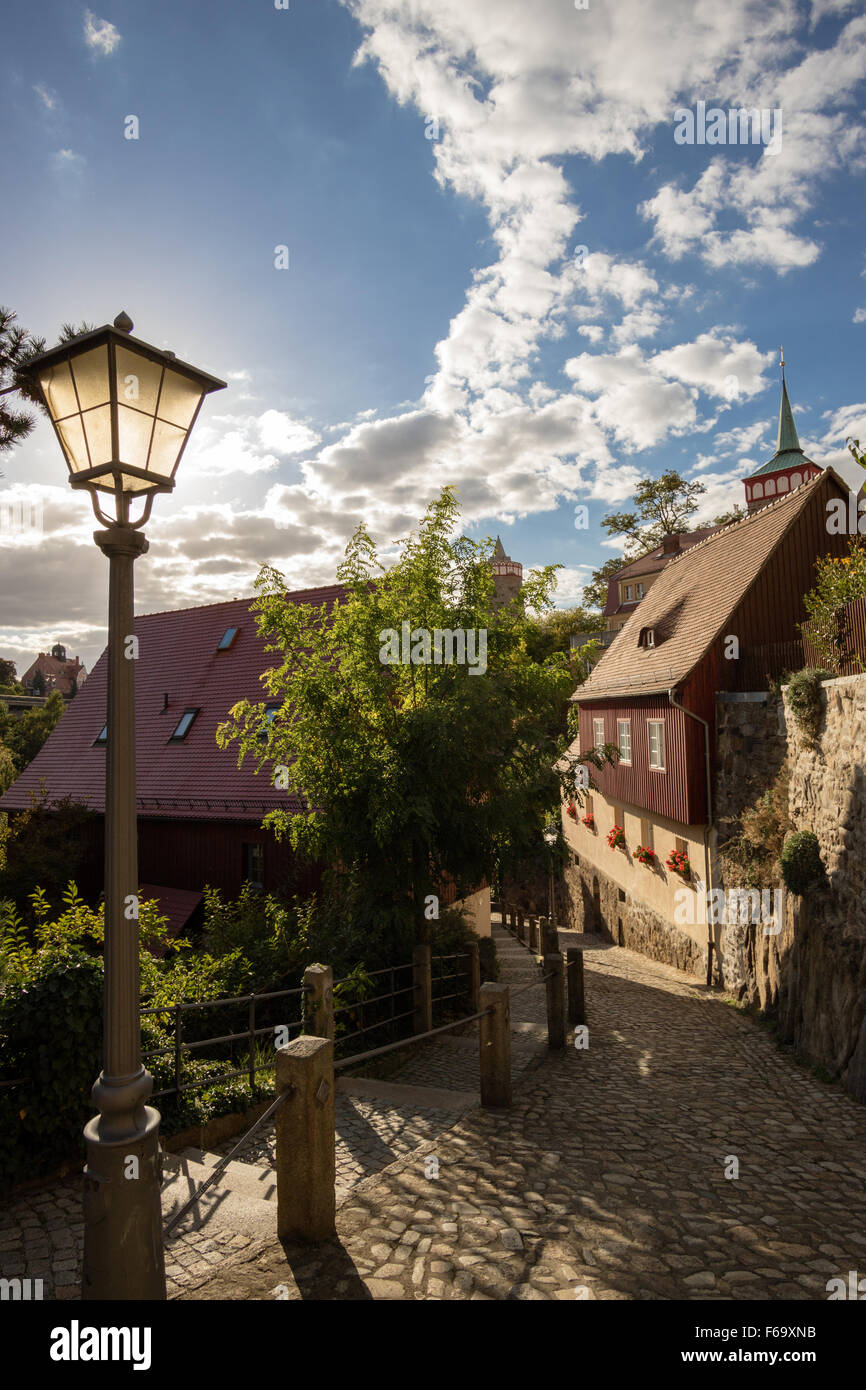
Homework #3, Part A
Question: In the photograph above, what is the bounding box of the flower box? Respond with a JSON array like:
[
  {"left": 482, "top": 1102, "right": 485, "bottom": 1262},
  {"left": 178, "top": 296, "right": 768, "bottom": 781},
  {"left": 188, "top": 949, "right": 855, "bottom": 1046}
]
[
  {"left": 665, "top": 849, "right": 691, "bottom": 877},
  {"left": 635, "top": 844, "right": 656, "bottom": 865},
  {"left": 607, "top": 824, "right": 626, "bottom": 850},
  {"left": 581, "top": 813, "right": 595, "bottom": 829},
  {"left": 566, "top": 801, "right": 578, "bottom": 820}
]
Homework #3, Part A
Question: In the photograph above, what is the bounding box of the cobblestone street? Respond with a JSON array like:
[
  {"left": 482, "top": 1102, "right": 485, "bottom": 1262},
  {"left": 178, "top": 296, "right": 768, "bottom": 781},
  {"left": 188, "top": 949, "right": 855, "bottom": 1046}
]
[
  {"left": 177, "top": 923, "right": 866, "bottom": 1301},
  {"left": 3, "top": 919, "right": 865, "bottom": 1301}
]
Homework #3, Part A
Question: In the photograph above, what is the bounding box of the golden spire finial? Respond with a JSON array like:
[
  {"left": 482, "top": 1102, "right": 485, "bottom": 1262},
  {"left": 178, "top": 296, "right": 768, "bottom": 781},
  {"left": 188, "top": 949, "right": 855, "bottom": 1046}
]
[{"left": 780, "top": 344, "right": 785, "bottom": 377}]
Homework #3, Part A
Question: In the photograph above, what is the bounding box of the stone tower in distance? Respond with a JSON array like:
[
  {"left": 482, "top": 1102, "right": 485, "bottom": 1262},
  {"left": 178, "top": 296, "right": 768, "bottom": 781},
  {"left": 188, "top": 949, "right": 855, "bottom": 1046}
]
[{"left": 491, "top": 536, "right": 523, "bottom": 606}]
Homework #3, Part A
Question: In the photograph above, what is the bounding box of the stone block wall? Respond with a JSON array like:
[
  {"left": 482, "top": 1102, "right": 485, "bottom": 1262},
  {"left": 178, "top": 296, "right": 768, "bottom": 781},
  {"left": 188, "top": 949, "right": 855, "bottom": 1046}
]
[{"left": 715, "top": 677, "right": 866, "bottom": 1103}]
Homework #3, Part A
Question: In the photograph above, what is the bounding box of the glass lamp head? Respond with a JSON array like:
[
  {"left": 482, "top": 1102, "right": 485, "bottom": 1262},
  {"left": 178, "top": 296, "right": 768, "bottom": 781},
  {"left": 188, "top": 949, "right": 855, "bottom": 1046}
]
[{"left": 25, "top": 312, "right": 226, "bottom": 516}]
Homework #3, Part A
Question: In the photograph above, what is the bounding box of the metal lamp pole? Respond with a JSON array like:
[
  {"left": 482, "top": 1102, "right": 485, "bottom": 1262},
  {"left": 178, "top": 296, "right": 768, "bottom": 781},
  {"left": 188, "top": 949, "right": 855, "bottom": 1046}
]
[
  {"left": 22, "top": 312, "right": 225, "bottom": 1299},
  {"left": 82, "top": 507, "right": 164, "bottom": 1299}
]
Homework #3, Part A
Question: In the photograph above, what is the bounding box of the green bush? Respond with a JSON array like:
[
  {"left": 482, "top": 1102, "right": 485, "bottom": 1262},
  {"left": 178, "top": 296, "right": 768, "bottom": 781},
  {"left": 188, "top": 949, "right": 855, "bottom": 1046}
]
[
  {"left": 780, "top": 831, "right": 825, "bottom": 895},
  {"left": 786, "top": 668, "right": 833, "bottom": 743},
  {"left": 0, "top": 943, "right": 103, "bottom": 1190}
]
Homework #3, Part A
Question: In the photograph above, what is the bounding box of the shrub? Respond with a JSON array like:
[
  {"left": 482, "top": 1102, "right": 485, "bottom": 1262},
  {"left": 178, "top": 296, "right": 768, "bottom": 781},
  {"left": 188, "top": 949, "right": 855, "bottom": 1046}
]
[
  {"left": 780, "top": 831, "right": 824, "bottom": 895},
  {"left": 786, "top": 668, "right": 833, "bottom": 744}
]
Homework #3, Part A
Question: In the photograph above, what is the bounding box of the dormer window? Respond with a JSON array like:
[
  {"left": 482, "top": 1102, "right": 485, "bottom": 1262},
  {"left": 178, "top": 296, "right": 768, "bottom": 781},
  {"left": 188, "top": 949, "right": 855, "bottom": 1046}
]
[
  {"left": 636, "top": 583, "right": 645, "bottom": 598},
  {"left": 217, "top": 627, "right": 239, "bottom": 651},
  {"left": 259, "top": 703, "right": 280, "bottom": 741},
  {"left": 638, "top": 628, "right": 655, "bottom": 648},
  {"left": 625, "top": 584, "right": 633, "bottom": 601},
  {"left": 169, "top": 708, "right": 199, "bottom": 741},
  {"left": 94, "top": 724, "right": 108, "bottom": 746}
]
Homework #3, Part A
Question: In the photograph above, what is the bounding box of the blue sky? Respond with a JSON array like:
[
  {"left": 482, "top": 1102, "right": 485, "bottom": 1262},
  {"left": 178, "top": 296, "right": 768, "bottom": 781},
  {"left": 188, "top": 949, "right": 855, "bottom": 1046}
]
[{"left": 2, "top": 0, "right": 866, "bottom": 673}]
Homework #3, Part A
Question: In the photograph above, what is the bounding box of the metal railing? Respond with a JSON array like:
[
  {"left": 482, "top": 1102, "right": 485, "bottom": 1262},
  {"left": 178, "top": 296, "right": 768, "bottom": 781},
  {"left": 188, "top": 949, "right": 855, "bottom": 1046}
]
[
  {"left": 144, "top": 950, "right": 474, "bottom": 1103},
  {"left": 141, "top": 984, "right": 305, "bottom": 1100}
]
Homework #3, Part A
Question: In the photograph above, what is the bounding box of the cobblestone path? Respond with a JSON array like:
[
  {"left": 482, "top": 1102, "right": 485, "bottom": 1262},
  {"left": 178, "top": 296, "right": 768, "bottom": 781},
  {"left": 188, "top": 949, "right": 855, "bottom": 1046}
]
[
  {"left": 178, "top": 926, "right": 866, "bottom": 1301},
  {"left": 0, "top": 921, "right": 542, "bottom": 1298}
]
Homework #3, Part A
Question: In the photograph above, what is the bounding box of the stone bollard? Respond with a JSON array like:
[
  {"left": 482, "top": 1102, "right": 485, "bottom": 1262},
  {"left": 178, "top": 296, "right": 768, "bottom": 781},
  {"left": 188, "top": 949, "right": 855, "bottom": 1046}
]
[
  {"left": 544, "top": 954, "right": 566, "bottom": 1049},
  {"left": 275, "top": 1036, "right": 336, "bottom": 1242},
  {"left": 413, "top": 943, "right": 433, "bottom": 1034},
  {"left": 516, "top": 909, "right": 526, "bottom": 944},
  {"left": 479, "top": 982, "right": 511, "bottom": 1107},
  {"left": 465, "top": 940, "right": 481, "bottom": 1013},
  {"left": 567, "top": 947, "right": 585, "bottom": 1025},
  {"left": 303, "top": 963, "right": 334, "bottom": 1041}
]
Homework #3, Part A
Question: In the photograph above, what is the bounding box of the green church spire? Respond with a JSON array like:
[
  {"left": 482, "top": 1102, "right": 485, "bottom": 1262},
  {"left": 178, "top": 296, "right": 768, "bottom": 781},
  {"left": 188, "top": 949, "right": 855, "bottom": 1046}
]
[{"left": 776, "top": 348, "right": 802, "bottom": 456}]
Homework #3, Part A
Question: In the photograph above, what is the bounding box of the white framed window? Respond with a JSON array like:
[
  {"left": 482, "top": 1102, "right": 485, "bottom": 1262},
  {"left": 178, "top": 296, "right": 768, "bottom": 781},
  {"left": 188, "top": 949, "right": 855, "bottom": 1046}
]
[
  {"left": 777, "top": 474, "right": 789, "bottom": 492},
  {"left": 753, "top": 482, "right": 763, "bottom": 498},
  {"left": 765, "top": 477, "right": 776, "bottom": 495},
  {"left": 648, "top": 719, "right": 665, "bottom": 770},
  {"left": 636, "top": 583, "right": 645, "bottom": 598},
  {"left": 790, "top": 472, "right": 801, "bottom": 488},
  {"left": 625, "top": 584, "right": 633, "bottom": 600},
  {"left": 617, "top": 719, "right": 631, "bottom": 764},
  {"left": 593, "top": 717, "right": 605, "bottom": 751}
]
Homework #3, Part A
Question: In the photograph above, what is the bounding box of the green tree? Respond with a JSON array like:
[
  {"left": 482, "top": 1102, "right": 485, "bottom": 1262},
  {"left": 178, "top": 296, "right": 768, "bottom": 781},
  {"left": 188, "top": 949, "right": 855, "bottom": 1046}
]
[
  {"left": 712, "top": 503, "right": 746, "bottom": 527},
  {"left": 0, "top": 659, "right": 19, "bottom": 690},
  {"left": 601, "top": 470, "right": 706, "bottom": 558},
  {"left": 217, "top": 488, "right": 610, "bottom": 956},
  {"left": 525, "top": 605, "right": 603, "bottom": 663},
  {"left": 800, "top": 537, "right": 866, "bottom": 673},
  {"left": 0, "top": 689, "right": 65, "bottom": 775},
  {"left": 0, "top": 310, "right": 95, "bottom": 469},
  {"left": 582, "top": 556, "right": 623, "bottom": 613},
  {"left": 0, "top": 308, "right": 46, "bottom": 463}
]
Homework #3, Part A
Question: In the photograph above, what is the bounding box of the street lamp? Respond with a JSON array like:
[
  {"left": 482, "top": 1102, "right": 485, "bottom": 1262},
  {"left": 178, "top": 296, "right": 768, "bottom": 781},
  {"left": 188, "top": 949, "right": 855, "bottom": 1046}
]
[
  {"left": 543, "top": 819, "right": 558, "bottom": 932},
  {"left": 24, "top": 312, "right": 225, "bottom": 1300}
]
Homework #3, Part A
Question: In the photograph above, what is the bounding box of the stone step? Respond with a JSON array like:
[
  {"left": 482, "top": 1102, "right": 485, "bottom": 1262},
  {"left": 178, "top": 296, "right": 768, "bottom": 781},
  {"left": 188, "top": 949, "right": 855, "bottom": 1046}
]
[
  {"left": 335, "top": 1075, "right": 477, "bottom": 1112},
  {"left": 161, "top": 1150, "right": 277, "bottom": 1243}
]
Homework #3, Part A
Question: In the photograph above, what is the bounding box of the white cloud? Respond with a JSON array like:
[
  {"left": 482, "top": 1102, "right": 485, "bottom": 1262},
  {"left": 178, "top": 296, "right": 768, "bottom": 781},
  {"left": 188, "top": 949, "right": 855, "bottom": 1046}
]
[
  {"left": 853, "top": 307, "right": 866, "bottom": 323},
  {"left": 34, "top": 84, "right": 57, "bottom": 110},
  {"left": 84, "top": 11, "right": 121, "bottom": 56}
]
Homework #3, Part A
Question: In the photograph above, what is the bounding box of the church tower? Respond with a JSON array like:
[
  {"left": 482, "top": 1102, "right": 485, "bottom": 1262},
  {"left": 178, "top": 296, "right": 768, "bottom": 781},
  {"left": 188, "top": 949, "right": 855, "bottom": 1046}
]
[{"left": 744, "top": 352, "right": 821, "bottom": 513}]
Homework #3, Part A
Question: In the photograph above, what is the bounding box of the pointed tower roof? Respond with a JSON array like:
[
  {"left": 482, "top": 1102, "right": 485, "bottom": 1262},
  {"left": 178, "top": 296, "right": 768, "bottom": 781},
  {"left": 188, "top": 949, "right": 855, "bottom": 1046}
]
[
  {"left": 747, "top": 352, "right": 817, "bottom": 479},
  {"left": 492, "top": 535, "right": 507, "bottom": 560}
]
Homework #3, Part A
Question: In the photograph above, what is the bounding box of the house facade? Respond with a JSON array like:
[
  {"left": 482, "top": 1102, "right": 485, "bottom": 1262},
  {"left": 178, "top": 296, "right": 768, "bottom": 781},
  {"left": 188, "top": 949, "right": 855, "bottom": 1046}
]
[
  {"left": 21, "top": 644, "right": 87, "bottom": 698},
  {"left": 561, "top": 463, "right": 851, "bottom": 981},
  {"left": 1, "top": 586, "right": 490, "bottom": 936}
]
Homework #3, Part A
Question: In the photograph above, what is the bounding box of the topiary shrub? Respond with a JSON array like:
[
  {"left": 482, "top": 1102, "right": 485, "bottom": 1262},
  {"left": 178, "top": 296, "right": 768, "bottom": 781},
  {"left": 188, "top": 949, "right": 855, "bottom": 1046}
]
[
  {"left": 780, "top": 831, "right": 824, "bottom": 895},
  {"left": 785, "top": 668, "right": 833, "bottom": 744}
]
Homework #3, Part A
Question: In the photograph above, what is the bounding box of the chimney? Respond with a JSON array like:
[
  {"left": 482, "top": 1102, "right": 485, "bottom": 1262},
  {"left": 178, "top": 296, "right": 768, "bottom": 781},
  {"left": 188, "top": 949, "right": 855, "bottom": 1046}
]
[{"left": 661, "top": 535, "right": 679, "bottom": 554}]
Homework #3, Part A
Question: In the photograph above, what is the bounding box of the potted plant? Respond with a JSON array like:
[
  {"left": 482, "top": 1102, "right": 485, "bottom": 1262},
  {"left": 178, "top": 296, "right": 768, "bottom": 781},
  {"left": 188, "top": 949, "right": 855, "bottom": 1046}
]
[
  {"left": 607, "top": 823, "right": 626, "bottom": 850},
  {"left": 635, "top": 844, "right": 656, "bottom": 866},
  {"left": 566, "top": 800, "right": 578, "bottom": 820},
  {"left": 581, "top": 812, "right": 595, "bottom": 829},
  {"left": 665, "top": 847, "right": 691, "bottom": 877}
]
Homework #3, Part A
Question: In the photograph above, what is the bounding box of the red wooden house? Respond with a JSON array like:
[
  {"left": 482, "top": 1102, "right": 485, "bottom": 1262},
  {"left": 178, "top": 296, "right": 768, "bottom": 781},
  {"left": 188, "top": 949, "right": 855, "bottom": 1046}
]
[{"left": 561, "top": 463, "right": 851, "bottom": 976}]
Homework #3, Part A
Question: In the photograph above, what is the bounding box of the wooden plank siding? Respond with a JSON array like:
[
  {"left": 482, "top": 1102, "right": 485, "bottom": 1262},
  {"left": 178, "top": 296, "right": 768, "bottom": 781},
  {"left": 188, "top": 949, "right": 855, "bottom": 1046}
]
[
  {"left": 577, "top": 695, "right": 708, "bottom": 825},
  {"left": 136, "top": 818, "right": 320, "bottom": 902},
  {"left": 578, "top": 472, "right": 850, "bottom": 827}
]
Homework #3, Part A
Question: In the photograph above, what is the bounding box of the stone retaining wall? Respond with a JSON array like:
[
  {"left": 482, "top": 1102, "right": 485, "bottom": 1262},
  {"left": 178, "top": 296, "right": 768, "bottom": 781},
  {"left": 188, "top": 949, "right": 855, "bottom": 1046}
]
[{"left": 715, "top": 676, "right": 866, "bottom": 1103}]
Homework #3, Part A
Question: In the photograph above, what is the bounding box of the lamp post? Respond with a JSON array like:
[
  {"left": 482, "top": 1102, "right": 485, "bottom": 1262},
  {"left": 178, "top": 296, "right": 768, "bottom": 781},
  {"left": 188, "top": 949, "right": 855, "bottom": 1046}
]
[
  {"left": 24, "top": 312, "right": 225, "bottom": 1299},
  {"left": 543, "top": 820, "right": 558, "bottom": 930}
]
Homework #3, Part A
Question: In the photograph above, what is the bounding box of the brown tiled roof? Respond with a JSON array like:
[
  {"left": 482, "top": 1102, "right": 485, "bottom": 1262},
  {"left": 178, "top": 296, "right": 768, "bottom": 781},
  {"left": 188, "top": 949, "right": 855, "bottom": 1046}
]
[
  {"left": 574, "top": 470, "right": 845, "bottom": 702},
  {"left": 601, "top": 528, "right": 720, "bottom": 617}
]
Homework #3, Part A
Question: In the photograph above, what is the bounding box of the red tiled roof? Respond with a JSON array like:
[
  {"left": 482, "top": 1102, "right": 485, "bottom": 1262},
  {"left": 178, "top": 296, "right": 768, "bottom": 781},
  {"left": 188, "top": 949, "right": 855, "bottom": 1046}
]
[{"left": 0, "top": 586, "right": 345, "bottom": 821}]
